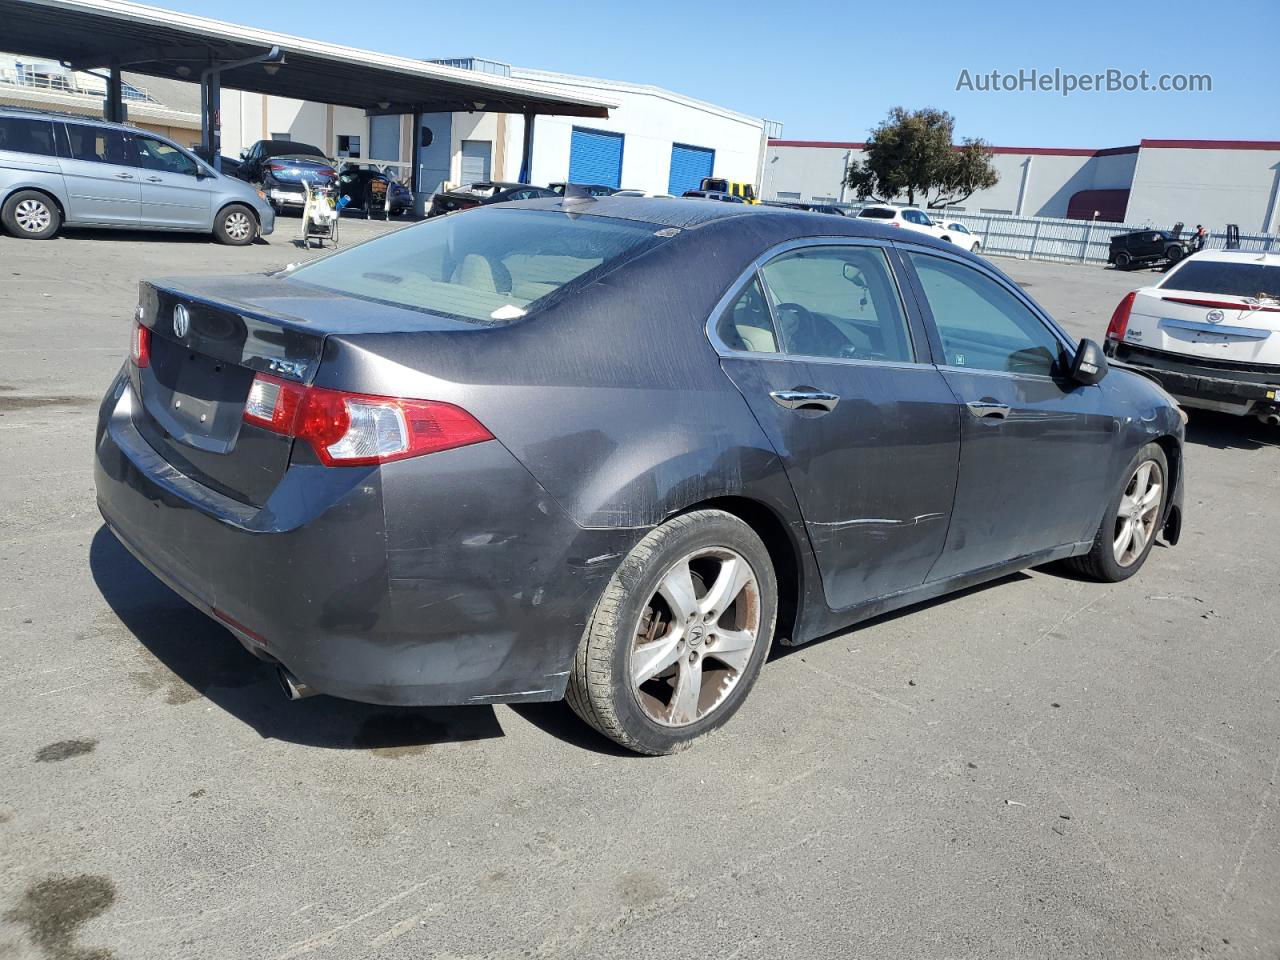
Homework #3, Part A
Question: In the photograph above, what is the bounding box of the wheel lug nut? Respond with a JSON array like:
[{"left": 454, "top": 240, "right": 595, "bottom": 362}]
[{"left": 688, "top": 652, "right": 697, "bottom": 663}]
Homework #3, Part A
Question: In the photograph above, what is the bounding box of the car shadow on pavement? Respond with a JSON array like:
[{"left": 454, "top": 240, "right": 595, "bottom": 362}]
[
  {"left": 58, "top": 228, "right": 271, "bottom": 245},
  {"left": 1184, "top": 410, "right": 1280, "bottom": 450},
  {"left": 89, "top": 526, "right": 504, "bottom": 751}
]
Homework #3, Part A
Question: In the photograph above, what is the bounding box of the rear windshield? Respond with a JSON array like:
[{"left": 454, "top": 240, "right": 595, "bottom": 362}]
[
  {"left": 1161, "top": 260, "right": 1280, "bottom": 299},
  {"left": 859, "top": 207, "right": 896, "bottom": 219},
  {"left": 288, "top": 208, "right": 672, "bottom": 323}
]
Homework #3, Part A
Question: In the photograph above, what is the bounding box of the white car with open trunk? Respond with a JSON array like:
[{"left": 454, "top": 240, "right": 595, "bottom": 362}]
[{"left": 1103, "top": 250, "right": 1280, "bottom": 424}]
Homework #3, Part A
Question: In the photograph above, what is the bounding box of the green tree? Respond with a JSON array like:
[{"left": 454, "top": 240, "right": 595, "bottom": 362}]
[{"left": 844, "top": 107, "right": 998, "bottom": 208}]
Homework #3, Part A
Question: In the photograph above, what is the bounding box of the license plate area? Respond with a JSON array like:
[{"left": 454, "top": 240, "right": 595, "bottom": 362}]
[{"left": 144, "top": 341, "right": 254, "bottom": 452}]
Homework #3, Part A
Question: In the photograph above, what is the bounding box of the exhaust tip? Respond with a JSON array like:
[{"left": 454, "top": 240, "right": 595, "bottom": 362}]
[
  {"left": 1256, "top": 411, "right": 1280, "bottom": 427},
  {"left": 277, "top": 666, "right": 316, "bottom": 700}
]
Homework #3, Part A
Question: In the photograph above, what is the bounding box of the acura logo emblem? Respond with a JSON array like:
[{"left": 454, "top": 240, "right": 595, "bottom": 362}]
[
  {"left": 173, "top": 304, "right": 190, "bottom": 338},
  {"left": 1206, "top": 309, "right": 1224, "bottom": 324}
]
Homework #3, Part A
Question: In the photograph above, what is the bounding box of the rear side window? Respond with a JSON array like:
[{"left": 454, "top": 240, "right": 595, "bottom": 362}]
[
  {"left": 909, "top": 253, "right": 1064, "bottom": 376},
  {"left": 758, "top": 246, "right": 914, "bottom": 363},
  {"left": 0, "top": 117, "right": 58, "bottom": 157},
  {"left": 65, "top": 124, "right": 134, "bottom": 166},
  {"left": 288, "top": 208, "right": 672, "bottom": 323},
  {"left": 859, "top": 207, "right": 895, "bottom": 219},
  {"left": 717, "top": 276, "right": 779, "bottom": 353},
  {"left": 1161, "top": 261, "right": 1280, "bottom": 299}
]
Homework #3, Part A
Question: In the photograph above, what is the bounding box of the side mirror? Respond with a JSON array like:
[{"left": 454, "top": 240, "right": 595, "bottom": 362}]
[
  {"left": 239, "top": 148, "right": 249, "bottom": 159},
  {"left": 841, "top": 263, "right": 868, "bottom": 288},
  {"left": 1070, "top": 338, "right": 1108, "bottom": 385}
]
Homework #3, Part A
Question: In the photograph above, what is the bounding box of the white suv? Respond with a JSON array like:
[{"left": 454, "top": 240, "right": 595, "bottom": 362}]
[
  {"left": 1103, "top": 250, "right": 1280, "bottom": 424},
  {"left": 855, "top": 205, "right": 979, "bottom": 251}
]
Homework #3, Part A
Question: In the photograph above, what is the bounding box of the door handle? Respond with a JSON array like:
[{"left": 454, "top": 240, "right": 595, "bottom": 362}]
[
  {"left": 114, "top": 172, "right": 135, "bottom": 179},
  {"left": 770, "top": 389, "right": 840, "bottom": 413},
  {"left": 966, "top": 399, "right": 1011, "bottom": 420},
  {"left": 146, "top": 176, "right": 163, "bottom": 182}
]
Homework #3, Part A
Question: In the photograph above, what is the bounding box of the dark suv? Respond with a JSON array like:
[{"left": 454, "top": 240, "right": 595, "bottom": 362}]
[{"left": 1108, "top": 229, "right": 1189, "bottom": 270}]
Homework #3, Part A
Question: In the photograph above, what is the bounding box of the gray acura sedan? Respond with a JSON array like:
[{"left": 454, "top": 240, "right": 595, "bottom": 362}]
[{"left": 94, "top": 197, "right": 1184, "bottom": 754}]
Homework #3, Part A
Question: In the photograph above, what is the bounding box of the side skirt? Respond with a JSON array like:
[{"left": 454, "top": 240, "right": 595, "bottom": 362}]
[{"left": 786, "top": 540, "right": 1092, "bottom": 646}]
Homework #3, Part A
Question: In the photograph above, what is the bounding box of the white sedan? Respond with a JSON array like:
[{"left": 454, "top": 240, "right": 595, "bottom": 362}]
[{"left": 855, "top": 206, "right": 982, "bottom": 252}]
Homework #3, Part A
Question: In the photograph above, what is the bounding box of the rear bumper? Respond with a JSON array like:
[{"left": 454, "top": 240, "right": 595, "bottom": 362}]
[
  {"left": 93, "top": 369, "right": 635, "bottom": 706},
  {"left": 1107, "top": 341, "right": 1280, "bottom": 414}
]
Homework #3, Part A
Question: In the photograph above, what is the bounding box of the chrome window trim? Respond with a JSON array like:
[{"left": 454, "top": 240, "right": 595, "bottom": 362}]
[{"left": 704, "top": 235, "right": 921, "bottom": 365}]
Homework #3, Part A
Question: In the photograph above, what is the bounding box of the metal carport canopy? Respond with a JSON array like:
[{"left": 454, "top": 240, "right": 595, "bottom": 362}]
[{"left": 0, "top": 0, "right": 616, "bottom": 118}]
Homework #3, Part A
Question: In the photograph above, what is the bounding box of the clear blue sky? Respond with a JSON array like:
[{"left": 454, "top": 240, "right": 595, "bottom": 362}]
[{"left": 157, "top": 0, "right": 1277, "bottom": 147}]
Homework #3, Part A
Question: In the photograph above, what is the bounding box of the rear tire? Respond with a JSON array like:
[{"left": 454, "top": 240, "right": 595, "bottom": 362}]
[
  {"left": 2, "top": 190, "right": 61, "bottom": 240},
  {"left": 214, "top": 204, "right": 256, "bottom": 246},
  {"left": 1067, "top": 442, "right": 1168, "bottom": 582},
  {"left": 566, "top": 510, "right": 777, "bottom": 755},
  {"left": 1114, "top": 252, "right": 1132, "bottom": 270}
]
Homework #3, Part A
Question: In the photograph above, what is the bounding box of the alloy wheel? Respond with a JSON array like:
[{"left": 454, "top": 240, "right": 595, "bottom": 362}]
[
  {"left": 630, "top": 547, "right": 761, "bottom": 727},
  {"left": 14, "top": 199, "right": 51, "bottom": 234},
  {"left": 1113, "top": 459, "right": 1163, "bottom": 566},
  {"left": 224, "top": 211, "right": 252, "bottom": 242}
]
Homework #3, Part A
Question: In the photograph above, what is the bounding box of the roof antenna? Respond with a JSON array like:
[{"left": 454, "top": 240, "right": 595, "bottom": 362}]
[{"left": 563, "top": 183, "right": 597, "bottom": 202}]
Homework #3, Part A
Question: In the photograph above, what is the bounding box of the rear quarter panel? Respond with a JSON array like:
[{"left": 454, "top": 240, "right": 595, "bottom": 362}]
[{"left": 0, "top": 148, "right": 67, "bottom": 212}]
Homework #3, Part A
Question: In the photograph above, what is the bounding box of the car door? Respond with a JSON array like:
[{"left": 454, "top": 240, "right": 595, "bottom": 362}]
[
  {"left": 898, "top": 247, "right": 1117, "bottom": 580},
  {"left": 57, "top": 122, "right": 140, "bottom": 225},
  {"left": 134, "top": 134, "right": 213, "bottom": 229},
  {"left": 713, "top": 240, "right": 961, "bottom": 611}
]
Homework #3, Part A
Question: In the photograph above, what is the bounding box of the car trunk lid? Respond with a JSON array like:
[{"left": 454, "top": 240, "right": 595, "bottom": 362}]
[
  {"left": 1125, "top": 288, "right": 1280, "bottom": 366},
  {"left": 131, "top": 274, "right": 479, "bottom": 506}
]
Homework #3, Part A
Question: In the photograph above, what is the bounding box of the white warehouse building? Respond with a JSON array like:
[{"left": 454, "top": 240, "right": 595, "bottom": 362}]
[
  {"left": 213, "top": 57, "right": 771, "bottom": 206},
  {"left": 3, "top": 52, "right": 772, "bottom": 207}
]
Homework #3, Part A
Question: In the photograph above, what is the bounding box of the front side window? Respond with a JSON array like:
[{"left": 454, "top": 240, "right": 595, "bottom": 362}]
[
  {"left": 716, "top": 276, "right": 779, "bottom": 353},
  {"left": 758, "top": 246, "right": 914, "bottom": 363},
  {"left": 135, "top": 136, "right": 198, "bottom": 175},
  {"left": 64, "top": 124, "right": 134, "bottom": 166},
  {"left": 909, "top": 253, "right": 1065, "bottom": 376},
  {"left": 288, "top": 207, "right": 672, "bottom": 324},
  {"left": 0, "top": 117, "right": 58, "bottom": 157}
]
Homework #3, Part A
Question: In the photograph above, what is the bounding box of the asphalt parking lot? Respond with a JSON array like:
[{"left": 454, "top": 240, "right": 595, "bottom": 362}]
[{"left": 1, "top": 222, "right": 1277, "bottom": 960}]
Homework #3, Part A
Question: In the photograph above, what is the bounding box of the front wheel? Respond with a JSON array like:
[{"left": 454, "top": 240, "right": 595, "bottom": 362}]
[
  {"left": 1165, "top": 246, "right": 1184, "bottom": 264},
  {"left": 2, "top": 190, "right": 61, "bottom": 240},
  {"left": 566, "top": 509, "right": 777, "bottom": 755},
  {"left": 214, "top": 204, "right": 256, "bottom": 246},
  {"left": 1067, "top": 443, "right": 1168, "bottom": 582}
]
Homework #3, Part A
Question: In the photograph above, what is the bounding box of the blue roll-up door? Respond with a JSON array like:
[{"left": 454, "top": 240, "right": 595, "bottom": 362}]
[
  {"left": 568, "top": 127, "right": 624, "bottom": 188},
  {"left": 668, "top": 143, "right": 715, "bottom": 196}
]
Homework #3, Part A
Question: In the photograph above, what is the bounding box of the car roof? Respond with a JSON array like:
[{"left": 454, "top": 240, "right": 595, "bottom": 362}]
[
  {"left": 1180, "top": 250, "right": 1280, "bottom": 266},
  {"left": 505, "top": 195, "right": 968, "bottom": 250},
  {"left": 0, "top": 105, "right": 138, "bottom": 134}
]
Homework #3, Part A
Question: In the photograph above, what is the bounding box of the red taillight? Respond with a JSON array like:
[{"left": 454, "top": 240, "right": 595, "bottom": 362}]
[
  {"left": 267, "top": 163, "right": 286, "bottom": 172},
  {"left": 318, "top": 167, "right": 336, "bottom": 178},
  {"left": 242, "top": 373, "right": 493, "bottom": 467},
  {"left": 1106, "top": 291, "right": 1136, "bottom": 342},
  {"left": 131, "top": 322, "right": 150, "bottom": 367}
]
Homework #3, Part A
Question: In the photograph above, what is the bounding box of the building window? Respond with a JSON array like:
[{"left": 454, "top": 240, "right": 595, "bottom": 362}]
[
  {"left": 777, "top": 192, "right": 801, "bottom": 201},
  {"left": 337, "top": 135, "right": 361, "bottom": 158},
  {"left": 811, "top": 195, "right": 837, "bottom": 203},
  {"left": 980, "top": 208, "right": 1012, "bottom": 215}
]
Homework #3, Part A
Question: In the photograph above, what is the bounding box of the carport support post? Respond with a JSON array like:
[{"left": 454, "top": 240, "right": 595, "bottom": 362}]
[
  {"left": 519, "top": 111, "right": 535, "bottom": 185},
  {"left": 104, "top": 58, "right": 124, "bottom": 123},
  {"left": 200, "top": 68, "right": 221, "bottom": 171}
]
